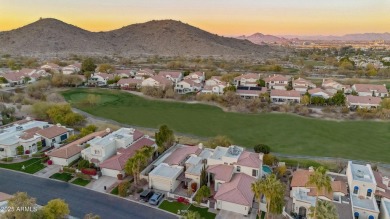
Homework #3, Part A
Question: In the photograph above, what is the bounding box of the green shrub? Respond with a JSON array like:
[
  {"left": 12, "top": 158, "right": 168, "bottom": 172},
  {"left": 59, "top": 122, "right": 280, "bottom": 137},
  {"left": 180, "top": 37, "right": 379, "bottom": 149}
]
[
  {"left": 78, "top": 159, "right": 90, "bottom": 169},
  {"left": 254, "top": 144, "right": 271, "bottom": 154},
  {"left": 63, "top": 167, "right": 76, "bottom": 173},
  {"left": 21, "top": 155, "right": 29, "bottom": 159},
  {"left": 16, "top": 145, "right": 24, "bottom": 155},
  {"left": 32, "top": 152, "right": 43, "bottom": 158},
  {"left": 41, "top": 156, "right": 49, "bottom": 163},
  {"left": 1, "top": 157, "right": 13, "bottom": 162},
  {"left": 118, "top": 180, "right": 131, "bottom": 197},
  {"left": 137, "top": 188, "right": 144, "bottom": 193}
]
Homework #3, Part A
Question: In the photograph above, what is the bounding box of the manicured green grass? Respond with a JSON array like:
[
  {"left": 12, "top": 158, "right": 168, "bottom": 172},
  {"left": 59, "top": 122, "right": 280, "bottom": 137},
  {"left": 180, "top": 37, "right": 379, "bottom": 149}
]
[
  {"left": 71, "top": 178, "right": 91, "bottom": 186},
  {"left": 49, "top": 172, "right": 73, "bottom": 182},
  {"left": 0, "top": 158, "right": 45, "bottom": 174},
  {"left": 62, "top": 89, "right": 390, "bottom": 163},
  {"left": 111, "top": 186, "right": 119, "bottom": 195},
  {"left": 188, "top": 205, "right": 216, "bottom": 219},
  {"left": 158, "top": 200, "right": 189, "bottom": 214}
]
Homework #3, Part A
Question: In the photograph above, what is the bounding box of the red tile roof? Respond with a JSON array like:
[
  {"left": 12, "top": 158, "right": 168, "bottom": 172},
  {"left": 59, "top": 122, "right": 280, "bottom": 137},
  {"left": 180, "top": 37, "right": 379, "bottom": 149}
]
[
  {"left": 164, "top": 145, "right": 201, "bottom": 166},
  {"left": 158, "top": 71, "right": 182, "bottom": 78},
  {"left": 99, "top": 137, "right": 155, "bottom": 171},
  {"left": 20, "top": 127, "right": 42, "bottom": 140},
  {"left": 353, "top": 84, "right": 388, "bottom": 93},
  {"left": 291, "top": 169, "right": 311, "bottom": 187},
  {"left": 234, "top": 73, "right": 260, "bottom": 80},
  {"left": 207, "top": 164, "right": 234, "bottom": 182},
  {"left": 117, "top": 78, "right": 143, "bottom": 85},
  {"left": 346, "top": 95, "right": 382, "bottom": 105},
  {"left": 264, "top": 74, "right": 288, "bottom": 83},
  {"left": 214, "top": 173, "right": 256, "bottom": 206},
  {"left": 374, "top": 171, "right": 388, "bottom": 190},
  {"left": 237, "top": 151, "right": 262, "bottom": 168},
  {"left": 270, "top": 89, "right": 301, "bottom": 97},
  {"left": 36, "top": 126, "right": 68, "bottom": 139}
]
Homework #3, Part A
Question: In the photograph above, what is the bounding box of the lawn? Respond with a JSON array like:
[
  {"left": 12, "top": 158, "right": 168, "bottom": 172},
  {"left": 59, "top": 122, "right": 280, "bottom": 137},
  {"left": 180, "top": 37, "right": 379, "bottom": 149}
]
[
  {"left": 158, "top": 200, "right": 189, "bottom": 214},
  {"left": 49, "top": 172, "right": 73, "bottom": 182},
  {"left": 62, "top": 88, "right": 390, "bottom": 163},
  {"left": 71, "top": 178, "right": 91, "bottom": 186},
  {"left": 188, "top": 205, "right": 216, "bottom": 219},
  {"left": 0, "top": 158, "right": 45, "bottom": 174},
  {"left": 111, "top": 186, "right": 119, "bottom": 195}
]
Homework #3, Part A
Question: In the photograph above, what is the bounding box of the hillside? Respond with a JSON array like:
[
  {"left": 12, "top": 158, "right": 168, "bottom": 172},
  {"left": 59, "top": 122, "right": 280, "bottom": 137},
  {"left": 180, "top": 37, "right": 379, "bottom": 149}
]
[
  {"left": 0, "top": 18, "right": 275, "bottom": 57},
  {"left": 237, "top": 33, "right": 291, "bottom": 44}
]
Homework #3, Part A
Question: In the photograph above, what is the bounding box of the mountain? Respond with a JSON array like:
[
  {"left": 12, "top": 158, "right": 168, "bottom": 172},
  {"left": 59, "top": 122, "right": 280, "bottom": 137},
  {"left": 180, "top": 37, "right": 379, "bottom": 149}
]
[
  {"left": 236, "top": 33, "right": 291, "bottom": 44},
  {"left": 0, "top": 18, "right": 275, "bottom": 57},
  {"left": 281, "top": 33, "right": 390, "bottom": 41}
]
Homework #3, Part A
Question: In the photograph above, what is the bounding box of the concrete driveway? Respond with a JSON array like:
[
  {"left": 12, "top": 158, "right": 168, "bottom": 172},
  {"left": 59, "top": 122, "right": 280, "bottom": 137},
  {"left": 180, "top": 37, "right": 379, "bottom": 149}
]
[
  {"left": 216, "top": 209, "right": 258, "bottom": 219},
  {"left": 34, "top": 164, "right": 61, "bottom": 178},
  {"left": 86, "top": 176, "right": 118, "bottom": 192}
]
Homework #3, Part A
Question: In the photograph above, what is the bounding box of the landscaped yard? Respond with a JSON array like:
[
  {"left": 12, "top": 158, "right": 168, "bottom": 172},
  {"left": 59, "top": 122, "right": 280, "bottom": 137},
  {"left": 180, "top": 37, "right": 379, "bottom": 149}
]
[
  {"left": 62, "top": 88, "right": 390, "bottom": 163},
  {"left": 188, "top": 205, "right": 216, "bottom": 219},
  {"left": 49, "top": 172, "right": 73, "bottom": 182},
  {"left": 110, "top": 186, "right": 119, "bottom": 195},
  {"left": 0, "top": 158, "right": 45, "bottom": 174},
  {"left": 158, "top": 200, "right": 189, "bottom": 214},
  {"left": 71, "top": 178, "right": 91, "bottom": 186}
]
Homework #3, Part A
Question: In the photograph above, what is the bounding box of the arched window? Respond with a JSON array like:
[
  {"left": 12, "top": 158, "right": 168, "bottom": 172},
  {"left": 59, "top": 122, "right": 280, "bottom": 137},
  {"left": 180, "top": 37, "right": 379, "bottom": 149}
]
[
  {"left": 367, "top": 189, "right": 372, "bottom": 197},
  {"left": 368, "top": 215, "right": 374, "bottom": 219},
  {"left": 353, "top": 186, "right": 359, "bottom": 195},
  {"left": 354, "top": 212, "right": 359, "bottom": 219}
]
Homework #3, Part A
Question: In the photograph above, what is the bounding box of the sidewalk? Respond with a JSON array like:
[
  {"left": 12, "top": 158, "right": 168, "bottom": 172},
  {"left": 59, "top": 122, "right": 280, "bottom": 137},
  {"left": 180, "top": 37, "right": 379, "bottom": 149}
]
[
  {"left": 34, "top": 164, "right": 61, "bottom": 178},
  {"left": 86, "top": 176, "right": 117, "bottom": 193}
]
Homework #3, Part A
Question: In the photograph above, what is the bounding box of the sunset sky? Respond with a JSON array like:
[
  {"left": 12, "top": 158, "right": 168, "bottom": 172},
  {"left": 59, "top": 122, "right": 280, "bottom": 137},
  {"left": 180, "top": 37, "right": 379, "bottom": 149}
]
[{"left": 1, "top": 0, "right": 389, "bottom": 36}]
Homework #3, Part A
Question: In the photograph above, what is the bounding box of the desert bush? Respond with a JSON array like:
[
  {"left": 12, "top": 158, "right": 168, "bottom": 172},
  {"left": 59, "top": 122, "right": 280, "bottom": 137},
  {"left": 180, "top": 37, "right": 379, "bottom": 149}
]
[
  {"left": 118, "top": 180, "right": 131, "bottom": 197},
  {"left": 75, "top": 172, "right": 92, "bottom": 180},
  {"left": 141, "top": 86, "right": 165, "bottom": 98}
]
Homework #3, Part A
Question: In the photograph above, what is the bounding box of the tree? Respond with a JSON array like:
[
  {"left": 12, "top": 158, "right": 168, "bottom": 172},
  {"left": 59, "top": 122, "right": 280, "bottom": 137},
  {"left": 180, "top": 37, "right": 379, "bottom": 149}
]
[
  {"left": 182, "top": 211, "right": 202, "bottom": 219},
  {"left": 118, "top": 180, "right": 131, "bottom": 197},
  {"left": 301, "top": 94, "right": 310, "bottom": 105},
  {"left": 206, "top": 135, "right": 232, "bottom": 149},
  {"left": 254, "top": 144, "right": 270, "bottom": 154},
  {"left": 81, "top": 58, "right": 96, "bottom": 73},
  {"left": 330, "top": 91, "right": 345, "bottom": 105},
  {"left": 155, "top": 125, "right": 175, "bottom": 153},
  {"left": 42, "top": 199, "right": 70, "bottom": 219},
  {"left": 263, "top": 154, "right": 277, "bottom": 166},
  {"left": 276, "top": 165, "right": 287, "bottom": 177},
  {"left": 124, "top": 146, "right": 153, "bottom": 184},
  {"left": 223, "top": 85, "right": 237, "bottom": 94},
  {"left": 257, "top": 79, "right": 266, "bottom": 87},
  {"left": 306, "top": 166, "right": 332, "bottom": 219},
  {"left": 78, "top": 159, "right": 90, "bottom": 169},
  {"left": 17, "top": 145, "right": 24, "bottom": 155},
  {"left": 251, "top": 174, "right": 285, "bottom": 219},
  {"left": 200, "top": 164, "right": 208, "bottom": 187},
  {"left": 194, "top": 185, "right": 211, "bottom": 205},
  {"left": 97, "top": 64, "right": 115, "bottom": 73},
  {"left": 4, "top": 192, "right": 37, "bottom": 219},
  {"left": 46, "top": 104, "right": 85, "bottom": 126},
  {"left": 381, "top": 98, "right": 390, "bottom": 109},
  {"left": 309, "top": 200, "right": 339, "bottom": 219}
]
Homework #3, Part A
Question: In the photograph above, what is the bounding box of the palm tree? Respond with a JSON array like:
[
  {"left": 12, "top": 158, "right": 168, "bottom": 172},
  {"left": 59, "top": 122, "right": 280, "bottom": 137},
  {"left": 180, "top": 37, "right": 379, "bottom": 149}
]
[
  {"left": 309, "top": 200, "right": 338, "bottom": 219},
  {"left": 306, "top": 166, "right": 332, "bottom": 219},
  {"left": 124, "top": 146, "right": 153, "bottom": 184},
  {"left": 251, "top": 174, "right": 285, "bottom": 219}
]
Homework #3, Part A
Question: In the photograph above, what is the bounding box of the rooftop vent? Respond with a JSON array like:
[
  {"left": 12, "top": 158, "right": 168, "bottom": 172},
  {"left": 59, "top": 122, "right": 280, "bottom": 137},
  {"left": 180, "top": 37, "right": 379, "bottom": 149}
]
[
  {"left": 356, "top": 170, "right": 364, "bottom": 178},
  {"left": 115, "top": 134, "right": 124, "bottom": 139},
  {"left": 16, "top": 126, "right": 23, "bottom": 131}
]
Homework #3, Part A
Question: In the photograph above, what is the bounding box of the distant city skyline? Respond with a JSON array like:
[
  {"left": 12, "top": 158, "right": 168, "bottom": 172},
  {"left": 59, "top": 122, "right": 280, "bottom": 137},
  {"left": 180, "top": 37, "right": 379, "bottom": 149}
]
[{"left": 1, "top": 0, "right": 389, "bottom": 36}]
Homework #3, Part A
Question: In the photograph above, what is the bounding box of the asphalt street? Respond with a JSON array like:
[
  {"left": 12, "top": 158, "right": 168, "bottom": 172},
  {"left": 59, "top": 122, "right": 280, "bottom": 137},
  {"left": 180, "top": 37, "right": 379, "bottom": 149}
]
[{"left": 0, "top": 168, "right": 177, "bottom": 219}]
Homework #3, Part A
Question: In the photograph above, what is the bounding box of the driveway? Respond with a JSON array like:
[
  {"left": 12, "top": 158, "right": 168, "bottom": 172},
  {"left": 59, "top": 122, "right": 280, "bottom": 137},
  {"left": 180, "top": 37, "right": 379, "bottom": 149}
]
[
  {"left": 0, "top": 169, "right": 177, "bottom": 219},
  {"left": 86, "top": 176, "right": 118, "bottom": 193},
  {"left": 34, "top": 164, "right": 61, "bottom": 178}
]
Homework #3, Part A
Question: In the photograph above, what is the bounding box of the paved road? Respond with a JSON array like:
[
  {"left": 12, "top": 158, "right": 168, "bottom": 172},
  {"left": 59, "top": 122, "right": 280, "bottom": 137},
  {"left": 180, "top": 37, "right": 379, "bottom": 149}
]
[{"left": 0, "top": 169, "right": 177, "bottom": 219}]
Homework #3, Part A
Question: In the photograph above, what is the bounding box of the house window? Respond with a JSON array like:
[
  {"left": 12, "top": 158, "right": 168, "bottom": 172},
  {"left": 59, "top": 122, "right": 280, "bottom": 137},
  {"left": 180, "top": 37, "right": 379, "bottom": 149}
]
[
  {"left": 368, "top": 215, "right": 374, "bottom": 219},
  {"left": 94, "top": 150, "right": 100, "bottom": 155},
  {"left": 252, "top": 169, "right": 258, "bottom": 177},
  {"left": 237, "top": 166, "right": 241, "bottom": 172},
  {"left": 353, "top": 186, "right": 359, "bottom": 195},
  {"left": 367, "top": 189, "right": 372, "bottom": 197},
  {"left": 354, "top": 212, "right": 359, "bottom": 219}
]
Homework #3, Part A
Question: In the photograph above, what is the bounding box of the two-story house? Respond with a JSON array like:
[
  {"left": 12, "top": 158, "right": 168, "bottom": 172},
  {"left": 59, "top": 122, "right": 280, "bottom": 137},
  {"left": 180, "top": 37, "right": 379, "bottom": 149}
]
[
  {"left": 292, "top": 77, "right": 316, "bottom": 94},
  {"left": 158, "top": 71, "right": 183, "bottom": 84},
  {"left": 233, "top": 73, "right": 260, "bottom": 87},
  {"left": 264, "top": 74, "right": 289, "bottom": 90},
  {"left": 175, "top": 79, "right": 202, "bottom": 94},
  {"left": 141, "top": 75, "right": 173, "bottom": 89}
]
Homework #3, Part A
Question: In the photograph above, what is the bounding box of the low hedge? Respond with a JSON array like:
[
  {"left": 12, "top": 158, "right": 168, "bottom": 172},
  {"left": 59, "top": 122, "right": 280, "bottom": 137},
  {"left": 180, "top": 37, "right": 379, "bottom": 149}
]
[
  {"left": 21, "top": 155, "right": 29, "bottom": 159},
  {"left": 1, "top": 157, "right": 13, "bottom": 162},
  {"left": 63, "top": 167, "right": 76, "bottom": 173},
  {"left": 32, "top": 153, "right": 44, "bottom": 158},
  {"left": 41, "top": 156, "right": 49, "bottom": 163},
  {"left": 81, "top": 168, "right": 97, "bottom": 176}
]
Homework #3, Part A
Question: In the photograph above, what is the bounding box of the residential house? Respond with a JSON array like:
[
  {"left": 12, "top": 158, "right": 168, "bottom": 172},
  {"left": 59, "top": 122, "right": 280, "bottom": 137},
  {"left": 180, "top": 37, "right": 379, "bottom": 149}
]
[
  {"left": 117, "top": 78, "right": 143, "bottom": 90},
  {"left": 1, "top": 71, "right": 29, "bottom": 86},
  {"left": 347, "top": 161, "right": 380, "bottom": 219},
  {"left": 205, "top": 76, "right": 224, "bottom": 86},
  {"left": 373, "top": 171, "right": 390, "bottom": 200},
  {"left": 175, "top": 79, "right": 202, "bottom": 94},
  {"left": 214, "top": 173, "right": 256, "bottom": 216},
  {"left": 292, "top": 77, "right": 316, "bottom": 94},
  {"left": 62, "top": 63, "right": 81, "bottom": 75},
  {"left": 380, "top": 198, "right": 390, "bottom": 219},
  {"left": 184, "top": 72, "right": 205, "bottom": 83},
  {"left": 114, "top": 69, "right": 133, "bottom": 78},
  {"left": 308, "top": 88, "right": 333, "bottom": 99},
  {"left": 352, "top": 84, "right": 388, "bottom": 97},
  {"left": 264, "top": 74, "right": 289, "bottom": 90},
  {"left": 236, "top": 87, "right": 267, "bottom": 99},
  {"left": 233, "top": 73, "right": 260, "bottom": 87},
  {"left": 35, "top": 124, "right": 73, "bottom": 148},
  {"left": 201, "top": 84, "right": 226, "bottom": 95},
  {"left": 0, "top": 119, "right": 48, "bottom": 158},
  {"left": 346, "top": 95, "right": 382, "bottom": 109},
  {"left": 141, "top": 75, "right": 173, "bottom": 89},
  {"left": 322, "top": 79, "right": 352, "bottom": 94},
  {"left": 158, "top": 71, "right": 183, "bottom": 84},
  {"left": 270, "top": 90, "right": 301, "bottom": 104},
  {"left": 290, "top": 169, "right": 350, "bottom": 219},
  {"left": 81, "top": 128, "right": 144, "bottom": 165},
  {"left": 88, "top": 72, "right": 116, "bottom": 86},
  {"left": 99, "top": 136, "right": 156, "bottom": 178},
  {"left": 47, "top": 130, "right": 110, "bottom": 166},
  {"left": 41, "top": 63, "right": 60, "bottom": 73},
  {"left": 135, "top": 68, "right": 155, "bottom": 80}
]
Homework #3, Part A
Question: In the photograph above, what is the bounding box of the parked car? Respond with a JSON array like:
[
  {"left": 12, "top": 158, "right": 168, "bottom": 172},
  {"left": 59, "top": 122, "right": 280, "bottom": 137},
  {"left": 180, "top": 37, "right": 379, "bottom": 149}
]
[
  {"left": 148, "top": 192, "right": 164, "bottom": 205},
  {"left": 140, "top": 190, "right": 154, "bottom": 202}
]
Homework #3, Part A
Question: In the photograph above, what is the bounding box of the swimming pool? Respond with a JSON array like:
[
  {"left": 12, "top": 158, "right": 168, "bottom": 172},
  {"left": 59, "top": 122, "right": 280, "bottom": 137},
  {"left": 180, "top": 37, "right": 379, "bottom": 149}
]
[{"left": 262, "top": 165, "right": 272, "bottom": 174}]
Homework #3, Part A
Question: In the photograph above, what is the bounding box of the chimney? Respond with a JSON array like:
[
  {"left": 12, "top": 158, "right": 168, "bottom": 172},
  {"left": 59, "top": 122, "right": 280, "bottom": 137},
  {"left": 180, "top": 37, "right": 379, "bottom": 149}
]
[
  {"left": 198, "top": 143, "right": 203, "bottom": 150},
  {"left": 259, "top": 153, "right": 264, "bottom": 161},
  {"left": 105, "top": 128, "right": 111, "bottom": 133},
  {"left": 56, "top": 123, "right": 61, "bottom": 127},
  {"left": 309, "top": 166, "right": 314, "bottom": 172}
]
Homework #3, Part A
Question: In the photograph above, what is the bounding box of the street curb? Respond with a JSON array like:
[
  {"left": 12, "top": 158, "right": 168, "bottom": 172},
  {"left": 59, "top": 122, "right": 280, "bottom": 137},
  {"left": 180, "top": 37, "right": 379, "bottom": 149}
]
[{"left": 0, "top": 167, "right": 179, "bottom": 218}]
